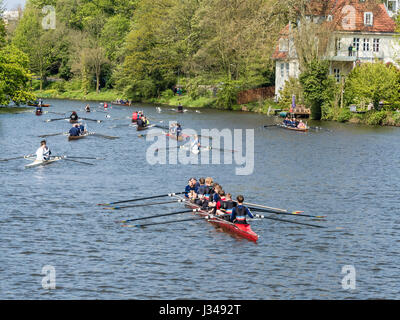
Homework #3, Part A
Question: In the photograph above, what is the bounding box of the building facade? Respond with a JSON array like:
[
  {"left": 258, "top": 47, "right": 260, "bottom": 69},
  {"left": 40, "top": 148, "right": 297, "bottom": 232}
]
[{"left": 272, "top": 0, "right": 400, "bottom": 99}]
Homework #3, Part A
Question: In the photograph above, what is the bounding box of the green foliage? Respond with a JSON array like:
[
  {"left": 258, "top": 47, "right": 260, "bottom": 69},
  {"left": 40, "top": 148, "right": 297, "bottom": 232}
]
[
  {"left": 216, "top": 80, "right": 241, "bottom": 110},
  {"left": 161, "top": 89, "right": 175, "bottom": 99},
  {"left": 0, "top": 45, "right": 35, "bottom": 105},
  {"left": 344, "top": 62, "right": 400, "bottom": 110},
  {"left": 365, "top": 110, "right": 388, "bottom": 125},
  {"left": 336, "top": 108, "right": 352, "bottom": 123},
  {"left": 278, "top": 77, "right": 303, "bottom": 109},
  {"left": 299, "top": 59, "right": 331, "bottom": 120}
]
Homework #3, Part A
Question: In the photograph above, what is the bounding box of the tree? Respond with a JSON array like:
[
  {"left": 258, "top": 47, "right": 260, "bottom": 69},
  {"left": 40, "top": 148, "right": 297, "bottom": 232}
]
[
  {"left": 299, "top": 59, "right": 331, "bottom": 120},
  {"left": 0, "top": 45, "right": 35, "bottom": 105},
  {"left": 12, "top": 6, "right": 57, "bottom": 90},
  {"left": 344, "top": 62, "right": 400, "bottom": 110}
]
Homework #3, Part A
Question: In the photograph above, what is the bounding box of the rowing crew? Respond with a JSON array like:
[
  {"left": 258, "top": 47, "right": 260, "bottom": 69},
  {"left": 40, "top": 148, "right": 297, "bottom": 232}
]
[
  {"left": 283, "top": 117, "right": 306, "bottom": 129},
  {"left": 184, "top": 177, "right": 254, "bottom": 224},
  {"left": 69, "top": 123, "right": 86, "bottom": 136}
]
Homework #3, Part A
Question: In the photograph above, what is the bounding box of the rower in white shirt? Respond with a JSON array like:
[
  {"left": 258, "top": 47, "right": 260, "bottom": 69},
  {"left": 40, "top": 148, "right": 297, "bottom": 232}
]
[
  {"left": 36, "top": 140, "right": 52, "bottom": 161},
  {"left": 191, "top": 134, "right": 201, "bottom": 154}
]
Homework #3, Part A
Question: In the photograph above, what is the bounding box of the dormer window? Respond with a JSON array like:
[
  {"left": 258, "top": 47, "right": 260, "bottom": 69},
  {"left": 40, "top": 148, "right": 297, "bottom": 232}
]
[
  {"left": 364, "top": 12, "right": 373, "bottom": 26},
  {"left": 279, "top": 38, "right": 288, "bottom": 52}
]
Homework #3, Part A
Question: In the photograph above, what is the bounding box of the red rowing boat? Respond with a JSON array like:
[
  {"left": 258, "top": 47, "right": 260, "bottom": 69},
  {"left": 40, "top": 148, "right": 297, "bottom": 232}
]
[{"left": 183, "top": 200, "right": 258, "bottom": 242}]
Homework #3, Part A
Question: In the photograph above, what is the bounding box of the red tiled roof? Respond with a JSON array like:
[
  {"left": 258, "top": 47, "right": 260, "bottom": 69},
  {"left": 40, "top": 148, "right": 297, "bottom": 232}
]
[
  {"left": 272, "top": 0, "right": 396, "bottom": 60},
  {"left": 309, "top": 0, "right": 396, "bottom": 33}
]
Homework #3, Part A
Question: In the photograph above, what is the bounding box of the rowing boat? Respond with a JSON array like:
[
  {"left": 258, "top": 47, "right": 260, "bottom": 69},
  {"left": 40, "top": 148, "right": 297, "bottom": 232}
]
[
  {"left": 165, "top": 132, "right": 189, "bottom": 141},
  {"left": 277, "top": 124, "right": 308, "bottom": 132},
  {"left": 175, "top": 196, "right": 258, "bottom": 242},
  {"left": 24, "top": 156, "right": 63, "bottom": 168},
  {"left": 68, "top": 132, "right": 90, "bottom": 141},
  {"left": 112, "top": 101, "right": 131, "bottom": 106},
  {"left": 28, "top": 103, "right": 50, "bottom": 107}
]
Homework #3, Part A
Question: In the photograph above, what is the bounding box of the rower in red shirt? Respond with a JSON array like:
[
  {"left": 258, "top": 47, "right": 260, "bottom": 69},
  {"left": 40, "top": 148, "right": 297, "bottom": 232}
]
[{"left": 132, "top": 111, "right": 139, "bottom": 123}]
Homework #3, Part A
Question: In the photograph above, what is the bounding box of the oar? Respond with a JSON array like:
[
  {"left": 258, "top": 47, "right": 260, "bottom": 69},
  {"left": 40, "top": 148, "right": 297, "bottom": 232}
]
[
  {"left": 45, "top": 118, "right": 68, "bottom": 122},
  {"left": 104, "top": 199, "right": 183, "bottom": 210},
  {"left": 0, "top": 154, "right": 32, "bottom": 162},
  {"left": 244, "top": 201, "right": 326, "bottom": 219},
  {"left": 153, "top": 124, "right": 169, "bottom": 130},
  {"left": 119, "top": 209, "right": 197, "bottom": 222},
  {"left": 38, "top": 132, "right": 67, "bottom": 138},
  {"left": 58, "top": 156, "right": 105, "bottom": 160},
  {"left": 62, "top": 157, "right": 94, "bottom": 166},
  {"left": 203, "top": 146, "right": 238, "bottom": 153},
  {"left": 251, "top": 207, "right": 326, "bottom": 219},
  {"left": 98, "top": 192, "right": 185, "bottom": 206},
  {"left": 253, "top": 214, "right": 325, "bottom": 228},
  {"left": 47, "top": 111, "right": 66, "bottom": 116},
  {"left": 90, "top": 133, "right": 119, "bottom": 140},
  {"left": 263, "top": 124, "right": 279, "bottom": 128},
  {"left": 122, "top": 217, "right": 204, "bottom": 228},
  {"left": 80, "top": 117, "right": 103, "bottom": 123}
]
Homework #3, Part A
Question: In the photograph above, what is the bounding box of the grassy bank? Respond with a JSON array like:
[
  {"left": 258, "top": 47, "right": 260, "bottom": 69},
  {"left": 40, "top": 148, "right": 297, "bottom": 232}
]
[
  {"left": 34, "top": 89, "right": 122, "bottom": 102},
  {"left": 0, "top": 107, "right": 30, "bottom": 114},
  {"left": 322, "top": 107, "right": 400, "bottom": 126}
]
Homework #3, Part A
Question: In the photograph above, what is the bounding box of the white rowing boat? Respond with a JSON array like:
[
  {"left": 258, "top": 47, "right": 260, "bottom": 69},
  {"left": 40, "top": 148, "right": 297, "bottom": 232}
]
[{"left": 24, "top": 156, "right": 63, "bottom": 168}]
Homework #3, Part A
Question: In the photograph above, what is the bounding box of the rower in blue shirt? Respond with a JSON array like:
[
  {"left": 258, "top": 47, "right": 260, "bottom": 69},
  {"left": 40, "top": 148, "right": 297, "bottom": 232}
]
[
  {"left": 184, "top": 177, "right": 199, "bottom": 198},
  {"left": 69, "top": 123, "right": 81, "bottom": 136},
  {"left": 230, "top": 195, "right": 254, "bottom": 224}
]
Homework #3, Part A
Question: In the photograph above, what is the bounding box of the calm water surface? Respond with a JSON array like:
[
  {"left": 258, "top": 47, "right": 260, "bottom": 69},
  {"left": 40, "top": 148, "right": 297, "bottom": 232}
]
[{"left": 1, "top": 99, "right": 399, "bottom": 299}]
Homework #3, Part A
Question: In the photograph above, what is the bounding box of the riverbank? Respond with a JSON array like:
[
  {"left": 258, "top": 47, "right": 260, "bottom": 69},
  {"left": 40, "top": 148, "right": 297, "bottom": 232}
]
[
  {"left": 0, "top": 107, "right": 30, "bottom": 114},
  {"left": 33, "top": 89, "right": 400, "bottom": 127}
]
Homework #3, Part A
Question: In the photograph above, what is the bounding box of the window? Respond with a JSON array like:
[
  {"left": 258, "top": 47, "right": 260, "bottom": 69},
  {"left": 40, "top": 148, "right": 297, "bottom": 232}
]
[
  {"left": 388, "top": 1, "right": 397, "bottom": 12},
  {"left": 286, "top": 63, "right": 290, "bottom": 77},
  {"left": 363, "top": 38, "right": 370, "bottom": 51},
  {"left": 373, "top": 38, "right": 380, "bottom": 52},
  {"left": 364, "top": 12, "right": 373, "bottom": 26},
  {"left": 335, "top": 37, "right": 342, "bottom": 54},
  {"left": 353, "top": 38, "right": 360, "bottom": 51},
  {"left": 333, "top": 69, "right": 340, "bottom": 82},
  {"left": 280, "top": 63, "right": 284, "bottom": 77},
  {"left": 279, "top": 38, "right": 288, "bottom": 52}
]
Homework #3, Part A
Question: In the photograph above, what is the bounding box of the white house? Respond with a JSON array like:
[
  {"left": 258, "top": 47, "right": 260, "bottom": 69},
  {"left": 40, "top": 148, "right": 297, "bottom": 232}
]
[
  {"left": 2, "top": 10, "right": 21, "bottom": 25},
  {"left": 272, "top": 0, "right": 400, "bottom": 98}
]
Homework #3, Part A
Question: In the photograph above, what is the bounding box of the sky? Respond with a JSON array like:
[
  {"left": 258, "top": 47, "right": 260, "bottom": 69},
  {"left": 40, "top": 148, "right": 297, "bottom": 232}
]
[{"left": 3, "top": 0, "right": 25, "bottom": 10}]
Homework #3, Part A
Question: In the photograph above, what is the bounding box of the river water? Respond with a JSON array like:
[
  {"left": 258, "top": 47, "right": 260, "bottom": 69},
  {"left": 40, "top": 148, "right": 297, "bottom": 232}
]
[{"left": 0, "top": 99, "right": 399, "bottom": 299}]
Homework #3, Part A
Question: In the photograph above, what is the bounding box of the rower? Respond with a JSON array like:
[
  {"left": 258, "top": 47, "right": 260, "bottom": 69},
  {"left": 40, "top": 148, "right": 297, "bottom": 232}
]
[
  {"left": 36, "top": 106, "right": 42, "bottom": 115},
  {"left": 36, "top": 140, "right": 51, "bottom": 161},
  {"left": 85, "top": 104, "right": 91, "bottom": 112},
  {"left": 216, "top": 192, "right": 236, "bottom": 217},
  {"left": 78, "top": 122, "right": 86, "bottom": 134},
  {"left": 132, "top": 111, "right": 138, "bottom": 122},
  {"left": 69, "top": 123, "right": 81, "bottom": 137},
  {"left": 38, "top": 98, "right": 43, "bottom": 107},
  {"left": 297, "top": 119, "right": 306, "bottom": 129},
  {"left": 176, "top": 123, "right": 182, "bottom": 139},
  {"left": 230, "top": 195, "right": 254, "bottom": 224},
  {"left": 70, "top": 111, "right": 79, "bottom": 122},
  {"left": 283, "top": 116, "right": 290, "bottom": 126},
  {"left": 184, "top": 178, "right": 199, "bottom": 198},
  {"left": 191, "top": 134, "right": 201, "bottom": 154},
  {"left": 177, "top": 104, "right": 183, "bottom": 112}
]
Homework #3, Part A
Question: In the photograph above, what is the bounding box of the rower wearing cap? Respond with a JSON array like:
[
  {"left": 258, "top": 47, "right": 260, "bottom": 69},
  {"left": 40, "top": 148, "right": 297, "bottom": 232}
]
[
  {"left": 230, "top": 195, "right": 254, "bottom": 224},
  {"left": 70, "top": 111, "right": 79, "bottom": 122}
]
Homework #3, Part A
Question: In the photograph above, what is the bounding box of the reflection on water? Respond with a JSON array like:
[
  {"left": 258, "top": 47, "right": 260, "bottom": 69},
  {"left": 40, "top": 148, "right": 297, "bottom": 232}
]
[{"left": 1, "top": 99, "right": 400, "bottom": 299}]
